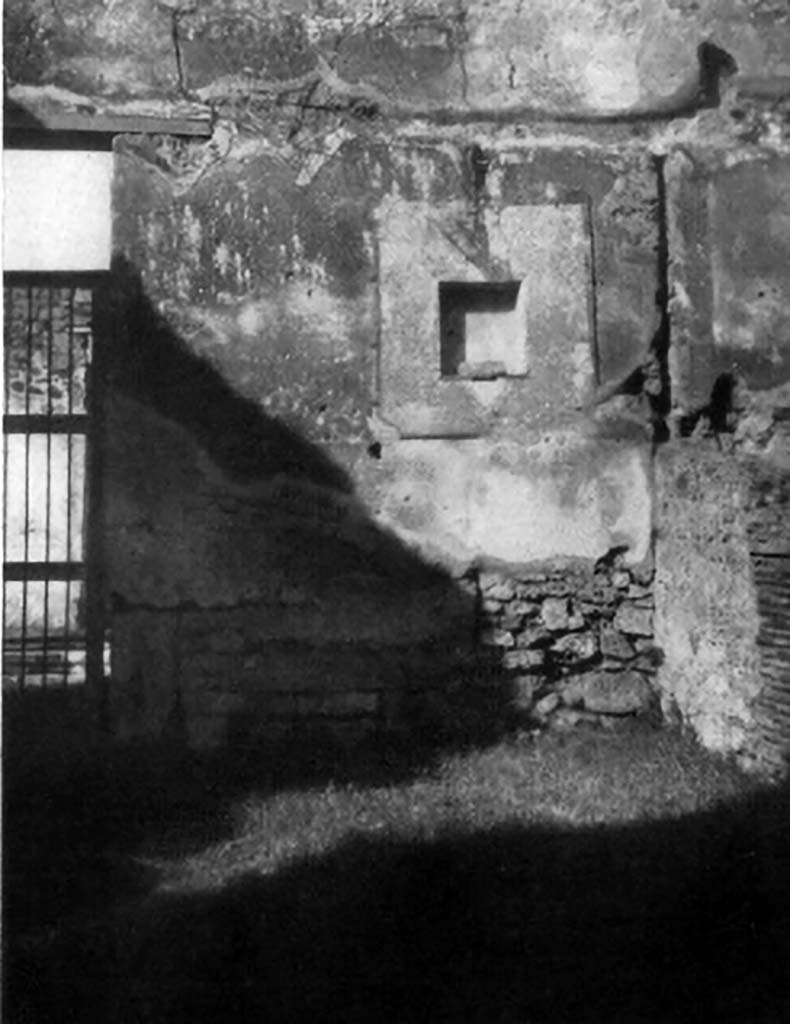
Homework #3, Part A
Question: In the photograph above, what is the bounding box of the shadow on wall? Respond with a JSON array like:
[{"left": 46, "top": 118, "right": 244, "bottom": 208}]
[
  {"left": 6, "top": 774, "right": 789, "bottom": 1024},
  {"left": 92, "top": 254, "right": 511, "bottom": 752},
  {"left": 106, "top": 254, "right": 354, "bottom": 491}
]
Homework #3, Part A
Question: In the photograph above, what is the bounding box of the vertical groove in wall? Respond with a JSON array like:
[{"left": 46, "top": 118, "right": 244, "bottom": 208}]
[{"left": 751, "top": 553, "right": 790, "bottom": 774}]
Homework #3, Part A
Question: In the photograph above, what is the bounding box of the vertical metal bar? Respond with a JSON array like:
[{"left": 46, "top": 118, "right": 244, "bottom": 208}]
[
  {"left": 20, "top": 286, "right": 34, "bottom": 691},
  {"left": 2, "top": 430, "right": 7, "bottom": 689},
  {"left": 63, "top": 288, "right": 75, "bottom": 686},
  {"left": 3, "top": 286, "right": 10, "bottom": 688},
  {"left": 43, "top": 286, "right": 54, "bottom": 688},
  {"left": 3, "top": 284, "right": 10, "bottom": 411},
  {"left": 85, "top": 282, "right": 107, "bottom": 725}
]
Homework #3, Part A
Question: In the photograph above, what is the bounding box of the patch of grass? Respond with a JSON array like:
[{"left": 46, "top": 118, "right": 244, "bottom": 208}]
[
  {"left": 5, "top": 725, "right": 789, "bottom": 1023},
  {"left": 155, "top": 725, "right": 759, "bottom": 891}
]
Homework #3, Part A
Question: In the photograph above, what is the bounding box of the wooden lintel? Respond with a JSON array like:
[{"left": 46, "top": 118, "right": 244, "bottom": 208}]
[{"left": 4, "top": 104, "right": 214, "bottom": 142}]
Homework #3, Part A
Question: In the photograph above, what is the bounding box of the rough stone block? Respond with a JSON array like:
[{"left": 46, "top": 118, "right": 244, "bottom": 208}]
[
  {"left": 578, "top": 577, "right": 616, "bottom": 605},
  {"left": 297, "top": 691, "right": 380, "bottom": 718},
  {"left": 571, "top": 671, "right": 654, "bottom": 715},
  {"left": 480, "top": 628, "right": 515, "bottom": 648},
  {"left": 614, "top": 604, "right": 653, "bottom": 637},
  {"left": 518, "top": 579, "right": 571, "bottom": 600},
  {"left": 480, "top": 574, "right": 517, "bottom": 601},
  {"left": 612, "top": 570, "right": 631, "bottom": 589},
  {"left": 551, "top": 631, "right": 598, "bottom": 661},
  {"left": 511, "top": 675, "right": 538, "bottom": 711},
  {"left": 541, "top": 596, "right": 571, "bottom": 631},
  {"left": 515, "top": 572, "right": 549, "bottom": 585},
  {"left": 515, "top": 623, "right": 552, "bottom": 648},
  {"left": 500, "top": 610, "right": 526, "bottom": 631},
  {"left": 455, "top": 577, "right": 480, "bottom": 600},
  {"left": 559, "top": 678, "right": 586, "bottom": 708},
  {"left": 503, "top": 648, "right": 545, "bottom": 671},
  {"left": 630, "top": 654, "right": 660, "bottom": 674},
  {"left": 534, "top": 692, "right": 560, "bottom": 719},
  {"left": 509, "top": 599, "right": 540, "bottom": 618},
  {"left": 630, "top": 557, "right": 655, "bottom": 586},
  {"left": 551, "top": 708, "right": 603, "bottom": 731},
  {"left": 600, "top": 626, "right": 636, "bottom": 661}
]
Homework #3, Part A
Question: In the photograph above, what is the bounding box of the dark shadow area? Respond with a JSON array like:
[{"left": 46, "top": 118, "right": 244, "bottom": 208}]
[
  {"left": 649, "top": 154, "right": 672, "bottom": 446},
  {"left": 679, "top": 372, "right": 738, "bottom": 438},
  {"left": 106, "top": 254, "right": 354, "bottom": 491},
  {"left": 2, "top": 722, "right": 518, "bottom": 944},
  {"left": 6, "top": 773, "right": 789, "bottom": 1024},
  {"left": 2, "top": 253, "right": 524, "bottom": 959},
  {"left": 12, "top": 254, "right": 775, "bottom": 1024}
]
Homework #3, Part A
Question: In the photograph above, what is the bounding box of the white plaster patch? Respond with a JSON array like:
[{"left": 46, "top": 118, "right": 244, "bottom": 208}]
[
  {"left": 232, "top": 283, "right": 362, "bottom": 345},
  {"left": 560, "top": 31, "right": 641, "bottom": 109},
  {"left": 378, "top": 440, "right": 651, "bottom": 567},
  {"left": 213, "top": 241, "right": 231, "bottom": 275},
  {"left": 237, "top": 303, "right": 266, "bottom": 338},
  {"left": 295, "top": 127, "right": 353, "bottom": 187},
  {"left": 669, "top": 280, "right": 692, "bottom": 311},
  {"left": 572, "top": 341, "right": 594, "bottom": 402}
]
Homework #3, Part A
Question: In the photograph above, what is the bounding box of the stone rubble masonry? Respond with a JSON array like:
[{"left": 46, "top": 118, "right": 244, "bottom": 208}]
[
  {"left": 108, "top": 551, "right": 657, "bottom": 747},
  {"left": 561, "top": 672, "right": 655, "bottom": 716},
  {"left": 475, "top": 553, "right": 658, "bottom": 725}
]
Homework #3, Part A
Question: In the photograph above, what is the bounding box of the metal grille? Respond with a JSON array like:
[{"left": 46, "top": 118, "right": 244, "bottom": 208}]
[
  {"left": 752, "top": 553, "right": 790, "bottom": 774},
  {"left": 3, "top": 279, "right": 99, "bottom": 690}
]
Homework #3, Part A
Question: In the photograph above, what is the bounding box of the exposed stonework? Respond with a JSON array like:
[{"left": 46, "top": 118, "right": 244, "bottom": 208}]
[
  {"left": 108, "top": 551, "right": 659, "bottom": 747},
  {"left": 475, "top": 553, "right": 659, "bottom": 727}
]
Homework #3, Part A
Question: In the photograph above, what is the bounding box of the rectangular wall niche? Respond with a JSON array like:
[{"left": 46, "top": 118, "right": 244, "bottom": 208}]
[
  {"left": 439, "top": 281, "right": 526, "bottom": 378},
  {"left": 377, "top": 197, "right": 594, "bottom": 436}
]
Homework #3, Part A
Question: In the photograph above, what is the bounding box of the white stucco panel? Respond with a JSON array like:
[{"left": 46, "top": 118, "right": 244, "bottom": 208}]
[{"left": 377, "top": 438, "right": 651, "bottom": 568}]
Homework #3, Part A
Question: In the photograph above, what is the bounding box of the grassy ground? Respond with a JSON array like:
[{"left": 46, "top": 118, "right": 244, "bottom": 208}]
[{"left": 5, "top": 722, "right": 790, "bottom": 1023}]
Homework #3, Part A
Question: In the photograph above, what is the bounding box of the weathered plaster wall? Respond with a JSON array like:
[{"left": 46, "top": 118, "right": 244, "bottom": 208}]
[
  {"left": 5, "top": 0, "right": 790, "bottom": 113},
  {"left": 5, "top": 0, "right": 790, "bottom": 759},
  {"left": 369, "top": 439, "right": 651, "bottom": 570},
  {"left": 109, "top": 129, "right": 658, "bottom": 578},
  {"left": 654, "top": 444, "right": 762, "bottom": 755},
  {"left": 657, "top": 140, "right": 790, "bottom": 771},
  {"left": 101, "top": 126, "right": 658, "bottom": 744},
  {"left": 667, "top": 150, "right": 790, "bottom": 412}
]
